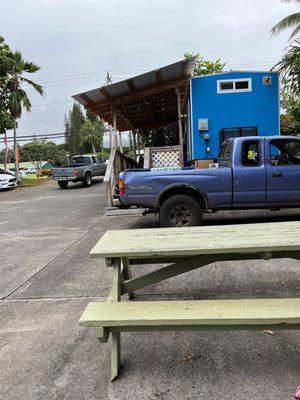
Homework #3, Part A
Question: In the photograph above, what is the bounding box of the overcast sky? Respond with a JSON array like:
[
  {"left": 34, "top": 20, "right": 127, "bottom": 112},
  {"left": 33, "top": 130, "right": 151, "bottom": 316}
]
[{"left": 1, "top": 0, "right": 299, "bottom": 149}]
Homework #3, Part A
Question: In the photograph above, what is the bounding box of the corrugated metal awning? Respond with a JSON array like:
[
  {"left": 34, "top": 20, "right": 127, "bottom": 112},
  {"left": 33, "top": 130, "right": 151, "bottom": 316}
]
[{"left": 72, "top": 58, "right": 195, "bottom": 132}]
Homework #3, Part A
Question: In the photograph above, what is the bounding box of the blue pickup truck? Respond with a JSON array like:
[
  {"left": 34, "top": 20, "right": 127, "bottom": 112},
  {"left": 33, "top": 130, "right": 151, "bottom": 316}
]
[{"left": 118, "top": 136, "right": 300, "bottom": 227}]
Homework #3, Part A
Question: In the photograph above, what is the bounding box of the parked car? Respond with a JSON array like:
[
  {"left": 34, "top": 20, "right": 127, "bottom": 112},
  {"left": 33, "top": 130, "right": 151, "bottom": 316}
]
[
  {"left": 0, "top": 168, "right": 17, "bottom": 189},
  {"left": 52, "top": 154, "right": 107, "bottom": 189},
  {"left": 118, "top": 136, "right": 300, "bottom": 227},
  {"left": 19, "top": 167, "right": 37, "bottom": 176}
]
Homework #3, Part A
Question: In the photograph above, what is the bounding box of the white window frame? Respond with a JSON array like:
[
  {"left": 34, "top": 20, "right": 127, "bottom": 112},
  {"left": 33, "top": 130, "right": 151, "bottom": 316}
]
[{"left": 217, "top": 78, "right": 252, "bottom": 94}]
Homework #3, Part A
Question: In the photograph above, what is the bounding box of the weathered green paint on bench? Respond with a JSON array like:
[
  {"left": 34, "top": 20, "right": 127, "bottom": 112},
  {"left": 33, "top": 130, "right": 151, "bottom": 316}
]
[
  {"left": 84, "top": 221, "right": 300, "bottom": 380},
  {"left": 90, "top": 221, "right": 300, "bottom": 259},
  {"left": 79, "top": 298, "right": 300, "bottom": 328}
]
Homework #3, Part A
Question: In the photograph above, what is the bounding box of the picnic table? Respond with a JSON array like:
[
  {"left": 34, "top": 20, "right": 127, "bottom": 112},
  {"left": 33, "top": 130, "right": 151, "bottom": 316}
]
[{"left": 79, "top": 221, "right": 300, "bottom": 380}]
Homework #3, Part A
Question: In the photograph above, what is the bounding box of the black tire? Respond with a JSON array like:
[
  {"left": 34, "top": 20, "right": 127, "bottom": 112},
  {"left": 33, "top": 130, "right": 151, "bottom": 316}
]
[
  {"left": 82, "top": 172, "right": 92, "bottom": 187},
  {"left": 58, "top": 181, "right": 68, "bottom": 189},
  {"left": 159, "top": 194, "right": 202, "bottom": 227}
]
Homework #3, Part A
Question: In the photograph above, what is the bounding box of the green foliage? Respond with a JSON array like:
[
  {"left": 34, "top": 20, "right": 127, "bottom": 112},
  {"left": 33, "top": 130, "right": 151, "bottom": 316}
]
[
  {"left": 184, "top": 52, "right": 225, "bottom": 76},
  {"left": 271, "top": 1, "right": 300, "bottom": 41},
  {"left": 0, "top": 36, "right": 14, "bottom": 133},
  {"left": 20, "top": 140, "right": 68, "bottom": 165},
  {"left": 280, "top": 91, "right": 300, "bottom": 135},
  {"left": 64, "top": 102, "right": 84, "bottom": 156},
  {"left": 80, "top": 118, "right": 104, "bottom": 153},
  {"left": 7, "top": 49, "right": 43, "bottom": 120},
  {"left": 274, "top": 40, "right": 300, "bottom": 95}
]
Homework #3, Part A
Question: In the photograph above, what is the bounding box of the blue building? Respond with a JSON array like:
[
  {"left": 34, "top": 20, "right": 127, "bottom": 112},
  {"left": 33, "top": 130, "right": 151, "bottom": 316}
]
[{"left": 187, "top": 71, "right": 280, "bottom": 161}]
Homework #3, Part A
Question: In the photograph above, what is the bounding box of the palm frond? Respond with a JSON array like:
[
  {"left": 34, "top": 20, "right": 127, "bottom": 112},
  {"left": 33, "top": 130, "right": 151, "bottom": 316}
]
[
  {"left": 271, "top": 13, "right": 300, "bottom": 37},
  {"left": 289, "top": 22, "right": 300, "bottom": 40},
  {"left": 23, "top": 62, "right": 40, "bottom": 73},
  {"left": 21, "top": 77, "right": 44, "bottom": 95}
]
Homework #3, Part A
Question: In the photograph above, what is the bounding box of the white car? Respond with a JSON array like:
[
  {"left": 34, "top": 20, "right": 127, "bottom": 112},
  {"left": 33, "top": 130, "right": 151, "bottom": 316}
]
[{"left": 0, "top": 169, "right": 17, "bottom": 189}]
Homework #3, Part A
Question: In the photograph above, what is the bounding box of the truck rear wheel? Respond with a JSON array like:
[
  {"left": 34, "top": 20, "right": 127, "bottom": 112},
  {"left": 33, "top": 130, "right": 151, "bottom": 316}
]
[
  {"left": 82, "top": 172, "right": 92, "bottom": 187},
  {"left": 159, "top": 194, "right": 202, "bottom": 227},
  {"left": 58, "top": 181, "right": 68, "bottom": 189}
]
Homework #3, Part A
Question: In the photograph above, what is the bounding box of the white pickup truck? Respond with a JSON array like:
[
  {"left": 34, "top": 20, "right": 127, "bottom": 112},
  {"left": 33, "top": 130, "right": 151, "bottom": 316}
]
[{"left": 52, "top": 154, "right": 107, "bottom": 189}]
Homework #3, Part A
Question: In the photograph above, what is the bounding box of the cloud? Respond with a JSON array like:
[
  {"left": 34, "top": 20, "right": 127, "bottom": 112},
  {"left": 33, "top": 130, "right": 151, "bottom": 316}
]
[{"left": 0, "top": 0, "right": 298, "bottom": 149}]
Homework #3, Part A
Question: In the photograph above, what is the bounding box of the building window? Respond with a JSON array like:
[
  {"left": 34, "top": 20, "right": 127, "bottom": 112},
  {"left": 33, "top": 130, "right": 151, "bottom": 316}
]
[
  {"left": 217, "top": 78, "right": 252, "bottom": 94},
  {"left": 220, "top": 126, "right": 258, "bottom": 147}
]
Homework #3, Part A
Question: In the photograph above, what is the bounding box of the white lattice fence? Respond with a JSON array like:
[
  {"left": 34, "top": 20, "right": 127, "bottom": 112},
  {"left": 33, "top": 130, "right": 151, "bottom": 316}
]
[{"left": 150, "top": 146, "right": 183, "bottom": 168}]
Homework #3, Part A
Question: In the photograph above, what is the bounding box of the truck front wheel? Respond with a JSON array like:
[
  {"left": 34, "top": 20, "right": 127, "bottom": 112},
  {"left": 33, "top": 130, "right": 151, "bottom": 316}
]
[
  {"left": 82, "top": 173, "right": 92, "bottom": 187},
  {"left": 159, "top": 194, "right": 202, "bottom": 227},
  {"left": 58, "top": 181, "right": 68, "bottom": 189}
]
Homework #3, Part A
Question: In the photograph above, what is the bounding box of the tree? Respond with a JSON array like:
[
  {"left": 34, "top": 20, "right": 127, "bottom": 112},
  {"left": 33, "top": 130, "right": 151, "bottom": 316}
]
[
  {"left": 7, "top": 49, "right": 43, "bottom": 179},
  {"left": 184, "top": 52, "right": 225, "bottom": 76},
  {"left": 273, "top": 40, "right": 300, "bottom": 95},
  {"left": 271, "top": 0, "right": 300, "bottom": 41},
  {"left": 68, "top": 102, "right": 84, "bottom": 157},
  {"left": 20, "top": 140, "right": 68, "bottom": 166},
  {"left": 80, "top": 118, "right": 104, "bottom": 153}
]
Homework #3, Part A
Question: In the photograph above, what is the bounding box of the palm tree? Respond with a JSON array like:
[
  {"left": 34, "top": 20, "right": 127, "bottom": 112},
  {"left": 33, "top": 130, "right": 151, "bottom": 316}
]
[
  {"left": 271, "top": 0, "right": 300, "bottom": 40},
  {"left": 8, "top": 51, "right": 43, "bottom": 180},
  {"left": 80, "top": 119, "right": 104, "bottom": 154}
]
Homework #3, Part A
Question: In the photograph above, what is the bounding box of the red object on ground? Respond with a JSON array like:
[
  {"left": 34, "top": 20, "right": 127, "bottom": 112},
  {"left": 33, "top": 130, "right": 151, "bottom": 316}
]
[{"left": 294, "top": 386, "right": 300, "bottom": 399}]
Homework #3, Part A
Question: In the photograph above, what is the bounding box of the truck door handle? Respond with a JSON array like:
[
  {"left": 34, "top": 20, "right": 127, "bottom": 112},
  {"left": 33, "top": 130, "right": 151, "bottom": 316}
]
[{"left": 272, "top": 171, "right": 283, "bottom": 177}]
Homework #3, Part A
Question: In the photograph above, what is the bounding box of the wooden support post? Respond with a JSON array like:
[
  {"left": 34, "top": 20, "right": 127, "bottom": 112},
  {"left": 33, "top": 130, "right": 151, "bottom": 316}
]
[
  {"left": 110, "top": 258, "right": 121, "bottom": 381},
  {"left": 176, "top": 85, "right": 183, "bottom": 164},
  {"left": 109, "top": 125, "right": 112, "bottom": 150},
  {"left": 118, "top": 131, "right": 123, "bottom": 153},
  {"left": 137, "top": 130, "right": 140, "bottom": 156},
  {"left": 122, "top": 258, "right": 134, "bottom": 300},
  {"left": 133, "top": 130, "right": 137, "bottom": 160},
  {"left": 112, "top": 107, "right": 118, "bottom": 150}
]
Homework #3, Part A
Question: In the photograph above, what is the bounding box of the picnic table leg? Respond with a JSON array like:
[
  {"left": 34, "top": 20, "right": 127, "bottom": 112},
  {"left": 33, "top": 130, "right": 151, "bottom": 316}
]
[
  {"left": 122, "top": 258, "right": 135, "bottom": 300},
  {"left": 110, "top": 258, "right": 121, "bottom": 381}
]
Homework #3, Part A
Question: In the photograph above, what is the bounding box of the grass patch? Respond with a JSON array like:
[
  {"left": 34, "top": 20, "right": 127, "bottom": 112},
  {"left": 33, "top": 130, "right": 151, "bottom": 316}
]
[{"left": 20, "top": 173, "right": 50, "bottom": 187}]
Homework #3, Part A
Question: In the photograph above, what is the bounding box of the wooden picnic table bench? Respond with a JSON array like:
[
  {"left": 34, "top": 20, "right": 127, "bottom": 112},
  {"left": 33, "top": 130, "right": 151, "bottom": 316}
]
[{"left": 79, "top": 221, "right": 300, "bottom": 380}]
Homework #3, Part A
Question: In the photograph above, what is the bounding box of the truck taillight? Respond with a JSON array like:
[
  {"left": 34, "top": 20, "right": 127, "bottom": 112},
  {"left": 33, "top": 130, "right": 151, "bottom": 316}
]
[{"left": 118, "top": 179, "right": 125, "bottom": 196}]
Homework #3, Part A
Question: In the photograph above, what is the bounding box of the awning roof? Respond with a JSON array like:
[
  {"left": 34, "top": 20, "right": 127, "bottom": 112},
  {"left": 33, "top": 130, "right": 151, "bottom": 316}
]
[{"left": 72, "top": 58, "right": 195, "bottom": 132}]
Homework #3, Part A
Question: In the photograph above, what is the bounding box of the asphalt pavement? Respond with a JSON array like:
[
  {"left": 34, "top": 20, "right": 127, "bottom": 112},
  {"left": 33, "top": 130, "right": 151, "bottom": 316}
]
[{"left": 0, "top": 178, "right": 299, "bottom": 400}]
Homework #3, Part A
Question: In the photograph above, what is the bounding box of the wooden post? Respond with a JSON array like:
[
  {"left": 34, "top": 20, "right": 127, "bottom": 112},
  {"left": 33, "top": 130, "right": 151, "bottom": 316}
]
[
  {"left": 110, "top": 258, "right": 121, "bottom": 381},
  {"left": 133, "top": 130, "right": 137, "bottom": 160},
  {"left": 109, "top": 125, "right": 112, "bottom": 150},
  {"left": 118, "top": 131, "right": 123, "bottom": 153},
  {"left": 112, "top": 107, "right": 118, "bottom": 150},
  {"left": 137, "top": 130, "right": 140, "bottom": 156},
  {"left": 176, "top": 85, "right": 183, "bottom": 147}
]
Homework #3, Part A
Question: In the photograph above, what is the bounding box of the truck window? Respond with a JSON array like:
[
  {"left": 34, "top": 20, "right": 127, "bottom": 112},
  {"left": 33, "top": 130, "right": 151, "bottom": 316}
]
[
  {"left": 270, "top": 139, "right": 300, "bottom": 165},
  {"left": 91, "top": 156, "right": 96, "bottom": 163},
  {"left": 72, "top": 156, "right": 91, "bottom": 164},
  {"left": 241, "top": 140, "right": 260, "bottom": 166}
]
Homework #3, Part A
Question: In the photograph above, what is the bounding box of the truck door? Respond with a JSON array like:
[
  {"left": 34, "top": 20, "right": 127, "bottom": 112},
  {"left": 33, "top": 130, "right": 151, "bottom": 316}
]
[
  {"left": 266, "top": 138, "right": 300, "bottom": 205},
  {"left": 233, "top": 139, "right": 266, "bottom": 206}
]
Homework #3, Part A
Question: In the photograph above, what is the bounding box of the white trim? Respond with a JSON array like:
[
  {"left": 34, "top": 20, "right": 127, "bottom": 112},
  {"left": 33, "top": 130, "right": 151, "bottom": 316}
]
[
  {"left": 192, "top": 71, "right": 278, "bottom": 79},
  {"left": 189, "top": 79, "right": 194, "bottom": 160},
  {"left": 217, "top": 78, "right": 252, "bottom": 94}
]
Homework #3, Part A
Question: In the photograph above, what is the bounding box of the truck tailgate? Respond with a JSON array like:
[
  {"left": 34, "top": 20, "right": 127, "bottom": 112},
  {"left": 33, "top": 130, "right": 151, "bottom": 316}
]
[{"left": 53, "top": 168, "right": 77, "bottom": 179}]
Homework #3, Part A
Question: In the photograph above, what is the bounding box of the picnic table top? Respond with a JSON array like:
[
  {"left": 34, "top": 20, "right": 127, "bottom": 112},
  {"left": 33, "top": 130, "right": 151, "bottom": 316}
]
[{"left": 90, "top": 221, "right": 300, "bottom": 259}]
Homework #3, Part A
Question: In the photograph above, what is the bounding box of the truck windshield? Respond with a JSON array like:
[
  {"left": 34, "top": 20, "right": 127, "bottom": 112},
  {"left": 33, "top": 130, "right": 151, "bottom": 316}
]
[{"left": 72, "top": 156, "right": 90, "bottom": 164}]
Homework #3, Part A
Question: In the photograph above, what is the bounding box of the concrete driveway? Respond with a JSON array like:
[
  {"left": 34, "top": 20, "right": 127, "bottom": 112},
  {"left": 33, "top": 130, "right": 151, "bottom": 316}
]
[{"left": 0, "top": 179, "right": 299, "bottom": 400}]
